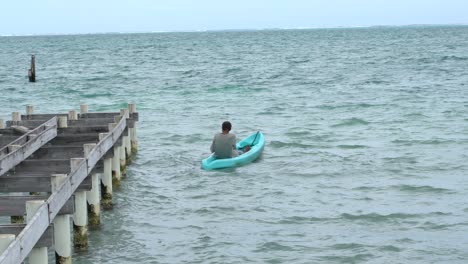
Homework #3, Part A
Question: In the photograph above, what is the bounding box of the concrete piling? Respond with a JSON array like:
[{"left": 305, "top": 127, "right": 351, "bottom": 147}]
[
  {"left": 71, "top": 158, "right": 88, "bottom": 249},
  {"left": 0, "top": 234, "right": 15, "bottom": 255},
  {"left": 26, "top": 200, "right": 48, "bottom": 264},
  {"left": 108, "top": 123, "right": 121, "bottom": 186},
  {"left": 58, "top": 116, "right": 68, "bottom": 128},
  {"left": 128, "top": 103, "right": 138, "bottom": 153},
  {"left": 26, "top": 105, "right": 34, "bottom": 117},
  {"left": 52, "top": 174, "right": 72, "bottom": 264},
  {"left": 84, "top": 143, "right": 101, "bottom": 227},
  {"left": 99, "top": 133, "right": 113, "bottom": 209},
  {"left": 80, "top": 104, "right": 88, "bottom": 114},
  {"left": 68, "top": 110, "right": 78, "bottom": 121}
]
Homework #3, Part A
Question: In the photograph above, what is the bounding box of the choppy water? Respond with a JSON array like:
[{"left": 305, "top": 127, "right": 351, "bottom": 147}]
[{"left": 1, "top": 26, "right": 468, "bottom": 263}]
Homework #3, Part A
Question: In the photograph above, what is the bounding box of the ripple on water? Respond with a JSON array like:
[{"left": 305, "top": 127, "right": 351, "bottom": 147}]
[
  {"left": 391, "top": 184, "right": 455, "bottom": 194},
  {"left": 331, "top": 118, "right": 370, "bottom": 127}
]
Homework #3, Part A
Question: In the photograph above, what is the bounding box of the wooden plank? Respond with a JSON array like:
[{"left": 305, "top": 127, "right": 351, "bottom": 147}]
[
  {"left": 13, "top": 159, "right": 71, "bottom": 173},
  {"left": 51, "top": 133, "right": 99, "bottom": 145},
  {"left": 0, "top": 196, "right": 74, "bottom": 216},
  {"left": 0, "top": 225, "right": 53, "bottom": 248},
  {"left": 30, "top": 146, "right": 84, "bottom": 160},
  {"left": 20, "top": 112, "right": 138, "bottom": 121},
  {"left": 0, "top": 118, "right": 57, "bottom": 177},
  {"left": 0, "top": 129, "right": 22, "bottom": 135},
  {"left": 9, "top": 118, "right": 135, "bottom": 129},
  {"left": 80, "top": 112, "right": 139, "bottom": 121},
  {"left": 0, "top": 176, "right": 91, "bottom": 192},
  {"left": 59, "top": 125, "right": 109, "bottom": 133},
  {"left": 20, "top": 114, "right": 67, "bottom": 120}
]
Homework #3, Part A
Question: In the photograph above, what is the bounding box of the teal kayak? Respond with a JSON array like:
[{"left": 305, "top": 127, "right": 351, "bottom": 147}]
[{"left": 202, "top": 131, "right": 265, "bottom": 170}]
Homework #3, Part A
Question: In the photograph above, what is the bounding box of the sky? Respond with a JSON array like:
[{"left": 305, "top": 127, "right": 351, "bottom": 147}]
[{"left": 1, "top": 0, "right": 467, "bottom": 35}]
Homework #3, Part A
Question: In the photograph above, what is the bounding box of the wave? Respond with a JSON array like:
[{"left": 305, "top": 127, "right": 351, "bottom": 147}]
[
  {"left": 391, "top": 184, "right": 454, "bottom": 194},
  {"left": 278, "top": 216, "right": 330, "bottom": 224},
  {"left": 330, "top": 243, "right": 367, "bottom": 250},
  {"left": 331, "top": 118, "right": 369, "bottom": 127},
  {"left": 317, "top": 103, "right": 378, "bottom": 110},
  {"left": 440, "top": 55, "right": 468, "bottom": 62},
  {"left": 340, "top": 212, "right": 421, "bottom": 223},
  {"left": 336, "top": 144, "right": 368, "bottom": 149},
  {"left": 269, "top": 140, "right": 315, "bottom": 149},
  {"left": 417, "top": 221, "right": 468, "bottom": 231},
  {"left": 391, "top": 139, "right": 456, "bottom": 146},
  {"left": 224, "top": 67, "right": 242, "bottom": 74},
  {"left": 253, "top": 242, "right": 295, "bottom": 252},
  {"left": 379, "top": 245, "right": 402, "bottom": 252},
  {"left": 318, "top": 254, "right": 374, "bottom": 263}
]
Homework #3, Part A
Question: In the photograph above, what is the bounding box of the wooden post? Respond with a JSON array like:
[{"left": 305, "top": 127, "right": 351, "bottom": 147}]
[
  {"left": 128, "top": 103, "right": 137, "bottom": 153},
  {"left": 51, "top": 174, "right": 72, "bottom": 264},
  {"left": 0, "top": 234, "right": 15, "bottom": 254},
  {"left": 108, "top": 123, "right": 121, "bottom": 186},
  {"left": 99, "top": 133, "right": 113, "bottom": 209},
  {"left": 80, "top": 104, "right": 88, "bottom": 114},
  {"left": 58, "top": 116, "right": 68, "bottom": 128},
  {"left": 68, "top": 110, "right": 78, "bottom": 121},
  {"left": 84, "top": 143, "right": 100, "bottom": 227},
  {"left": 26, "top": 200, "right": 48, "bottom": 264},
  {"left": 28, "top": 55, "right": 36, "bottom": 82},
  {"left": 71, "top": 158, "right": 88, "bottom": 249}
]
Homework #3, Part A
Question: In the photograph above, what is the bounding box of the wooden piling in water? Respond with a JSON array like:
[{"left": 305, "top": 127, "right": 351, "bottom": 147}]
[{"left": 28, "top": 55, "right": 36, "bottom": 82}]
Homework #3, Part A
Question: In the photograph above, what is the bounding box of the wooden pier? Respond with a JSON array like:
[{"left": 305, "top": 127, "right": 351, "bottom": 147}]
[{"left": 0, "top": 103, "right": 138, "bottom": 264}]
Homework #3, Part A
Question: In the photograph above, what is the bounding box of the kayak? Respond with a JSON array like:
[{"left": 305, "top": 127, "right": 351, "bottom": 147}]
[{"left": 202, "top": 131, "right": 265, "bottom": 170}]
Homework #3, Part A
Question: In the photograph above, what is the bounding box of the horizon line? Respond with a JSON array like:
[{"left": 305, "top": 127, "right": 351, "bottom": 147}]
[{"left": 1, "top": 23, "right": 467, "bottom": 37}]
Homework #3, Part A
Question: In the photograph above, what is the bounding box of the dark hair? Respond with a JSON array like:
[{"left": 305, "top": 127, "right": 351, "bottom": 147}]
[{"left": 222, "top": 121, "right": 232, "bottom": 131}]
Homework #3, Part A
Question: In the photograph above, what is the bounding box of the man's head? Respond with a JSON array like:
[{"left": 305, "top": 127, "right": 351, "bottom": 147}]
[{"left": 222, "top": 121, "right": 232, "bottom": 132}]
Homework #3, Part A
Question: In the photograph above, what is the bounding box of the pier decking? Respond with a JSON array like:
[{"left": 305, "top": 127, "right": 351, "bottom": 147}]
[{"left": 0, "top": 103, "right": 138, "bottom": 264}]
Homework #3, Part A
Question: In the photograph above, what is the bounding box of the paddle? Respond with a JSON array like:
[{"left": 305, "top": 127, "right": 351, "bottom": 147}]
[{"left": 244, "top": 131, "right": 259, "bottom": 152}]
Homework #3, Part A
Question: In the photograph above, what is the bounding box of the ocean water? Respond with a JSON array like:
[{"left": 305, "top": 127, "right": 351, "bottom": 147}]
[{"left": 1, "top": 26, "right": 468, "bottom": 263}]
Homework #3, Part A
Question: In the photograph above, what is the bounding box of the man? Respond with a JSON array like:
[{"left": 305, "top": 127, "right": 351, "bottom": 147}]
[{"left": 210, "top": 121, "right": 238, "bottom": 159}]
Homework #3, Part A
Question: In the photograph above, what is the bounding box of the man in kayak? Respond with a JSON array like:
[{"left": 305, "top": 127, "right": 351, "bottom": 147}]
[
  {"left": 210, "top": 121, "right": 250, "bottom": 159},
  {"left": 210, "top": 121, "right": 237, "bottom": 159}
]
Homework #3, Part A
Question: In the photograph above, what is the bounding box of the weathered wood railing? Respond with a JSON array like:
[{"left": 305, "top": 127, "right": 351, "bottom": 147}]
[
  {"left": 0, "top": 103, "right": 138, "bottom": 264},
  {"left": 0, "top": 117, "right": 57, "bottom": 175}
]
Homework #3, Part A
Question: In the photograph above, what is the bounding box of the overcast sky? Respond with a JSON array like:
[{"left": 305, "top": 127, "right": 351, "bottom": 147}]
[{"left": 1, "top": 0, "right": 467, "bottom": 35}]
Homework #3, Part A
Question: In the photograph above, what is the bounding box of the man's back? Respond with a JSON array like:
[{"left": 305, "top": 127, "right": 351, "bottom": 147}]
[{"left": 210, "top": 133, "right": 236, "bottom": 159}]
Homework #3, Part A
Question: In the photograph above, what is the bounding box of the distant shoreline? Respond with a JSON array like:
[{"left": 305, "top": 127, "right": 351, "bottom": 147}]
[{"left": 1, "top": 23, "right": 467, "bottom": 38}]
